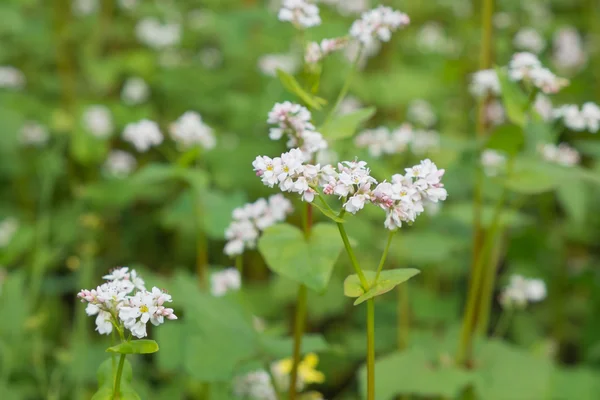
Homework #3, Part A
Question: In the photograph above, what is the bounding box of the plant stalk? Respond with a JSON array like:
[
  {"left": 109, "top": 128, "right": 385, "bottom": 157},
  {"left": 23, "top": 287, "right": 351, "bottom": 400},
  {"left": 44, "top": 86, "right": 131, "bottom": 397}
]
[
  {"left": 112, "top": 354, "right": 126, "bottom": 400},
  {"left": 366, "top": 299, "right": 376, "bottom": 400},
  {"left": 397, "top": 285, "right": 410, "bottom": 350},
  {"left": 374, "top": 230, "right": 395, "bottom": 282},
  {"left": 336, "top": 222, "right": 369, "bottom": 289},
  {"left": 322, "top": 47, "right": 363, "bottom": 125},
  {"left": 289, "top": 284, "right": 308, "bottom": 400}
]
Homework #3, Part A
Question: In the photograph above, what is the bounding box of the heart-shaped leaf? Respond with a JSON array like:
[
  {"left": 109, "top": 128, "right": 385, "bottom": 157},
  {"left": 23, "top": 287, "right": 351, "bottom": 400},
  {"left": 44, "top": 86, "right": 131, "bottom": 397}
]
[
  {"left": 107, "top": 340, "right": 159, "bottom": 355},
  {"left": 344, "top": 269, "right": 420, "bottom": 305},
  {"left": 258, "top": 223, "right": 343, "bottom": 292},
  {"left": 319, "top": 107, "right": 376, "bottom": 141},
  {"left": 485, "top": 124, "right": 523, "bottom": 156}
]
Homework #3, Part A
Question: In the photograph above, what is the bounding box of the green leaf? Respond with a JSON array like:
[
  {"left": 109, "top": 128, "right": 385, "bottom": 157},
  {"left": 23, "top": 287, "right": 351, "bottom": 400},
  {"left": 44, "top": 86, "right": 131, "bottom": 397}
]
[
  {"left": 319, "top": 107, "right": 376, "bottom": 141},
  {"left": 344, "top": 269, "right": 420, "bottom": 305},
  {"left": 496, "top": 67, "right": 529, "bottom": 127},
  {"left": 258, "top": 223, "right": 343, "bottom": 292},
  {"left": 551, "top": 367, "right": 600, "bottom": 400},
  {"left": 485, "top": 124, "right": 523, "bottom": 156},
  {"left": 201, "top": 189, "right": 247, "bottom": 239},
  {"left": 276, "top": 69, "right": 327, "bottom": 110},
  {"left": 504, "top": 159, "right": 560, "bottom": 194},
  {"left": 106, "top": 340, "right": 159, "bottom": 355},
  {"left": 556, "top": 179, "right": 587, "bottom": 223},
  {"left": 359, "top": 348, "right": 472, "bottom": 399},
  {"left": 311, "top": 200, "right": 345, "bottom": 223},
  {"left": 92, "top": 358, "right": 141, "bottom": 400}
]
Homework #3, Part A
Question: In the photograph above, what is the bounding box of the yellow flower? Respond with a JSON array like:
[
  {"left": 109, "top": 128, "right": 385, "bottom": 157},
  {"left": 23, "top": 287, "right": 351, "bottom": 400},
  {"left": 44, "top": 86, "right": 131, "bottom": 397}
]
[{"left": 272, "top": 353, "right": 325, "bottom": 386}]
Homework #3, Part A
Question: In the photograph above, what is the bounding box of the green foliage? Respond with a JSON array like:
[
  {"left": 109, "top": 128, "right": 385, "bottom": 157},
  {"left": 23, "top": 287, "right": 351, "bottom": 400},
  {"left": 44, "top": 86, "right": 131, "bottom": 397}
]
[
  {"left": 486, "top": 124, "right": 524, "bottom": 156},
  {"left": 276, "top": 69, "right": 327, "bottom": 110},
  {"left": 344, "top": 269, "right": 420, "bottom": 305},
  {"left": 495, "top": 67, "right": 529, "bottom": 127},
  {"left": 106, "top": 340, "right": 159, "bottom": 355},
  {"left": 92, "top": 358, "right": 141, "bottom": 400},
  {"left": 319, "top": 107, "right": 376, "bottom": 141}
]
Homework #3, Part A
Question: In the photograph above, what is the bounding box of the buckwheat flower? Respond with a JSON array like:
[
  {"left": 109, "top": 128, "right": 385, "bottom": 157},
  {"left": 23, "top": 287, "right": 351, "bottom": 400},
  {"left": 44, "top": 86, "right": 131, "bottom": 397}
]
[
  {"left": 539, "top": 143, "right": 580, "bottom": 167},
  {"left": 350, "top": 6, "right": 410, "bottom": 46},
  {"left": 581, "top": 102, "right": 600, "bottom": 133},
  {"left": 119, "top": 287, "right": 176, "bottom": 338},
  {"left": 344, "top": 37, "right": 381, "bottom": 67},
  {"left": 103, "top": 150, "right": 137, "bottom": 178},
  {"left": 0, "top": 218, "right": 19, "bottom": 248},
  {"left": 0, "top": 66, "right": 25, "bottom": 89},
  {"left": 20, "top": 122, "right": 49, "bottom": 147},
  {"left": 481, "top": 149, "right": 507, "bottom": 177},
  {"left": 122, "top": 77, "right": 149, "bottom": 105},
  {"left": 411, "top": 130, "right": 440, "bottom": 155},
  {"left": 513, "top": 27, "right": 546, "bottom": 54},
  {"left": 82, "top": 105, "right": 113, "bottom": 138},
  {"left": 224, "top": 220, "right": 259, "bottom": 256},
  {"left": 210, "top": 268, "right": 241, "bottom": 297},
  {"left": 278, "top": 0, "right": 321, "bottom": 28},
  {"left": 469, "top": 69, "right": 501, "bottom": 98},
  {"left": 508, "top": 52, "right": 542, "bottom": 81},
  {"left": 500, "top": 275, "right": 546, "bottom": 309},
  {"left": 73, "top": 0, "right": 98, "bottom": 16},
  {"left": 485, "top": 100, "right": 506, "bottom": 126},
  {"left": 305, "top": 38, "right": 348, "bottom": 64},
  {"left": 103, "top": 267, "right": 131, "bottom": 281},
  {"left": 553, "top": 27, "right": 586, "bottom": 72},
  {"left": 407, "top": 99, "right": 437, "bottom": 128},
  {"left": 529, "top": 67, "right": 568, "bottom": 94},
  {"left": 534, "top": 94, "right": 553, "bottom": 121},
  {"left": 122, "top": 119, "right": 163, "bottom": 152},
  {"left": 320, "top": 0, "right": 368, "bottom": 16},
  {"left": 338, "top": 96, "right": 362, "bottom": 115},
  {"left": 508, "top": 52, "right": 568, "bottom": 94},
  {"left": 390, "top": 124, "right": 414, "bottom": 153},
  {"left": 258, "top": 53, "right": 300, "bottom": 77},
  {"left": 404, "top": 159, "right": 447, "bottom": 203},
  {"left": 233, "top": 370, "right": 277, "bottom": 400},
  {"left": 271, "top": 353, "right": 325, "bottom": 392},
  {"left": 117, "top": 0, "right": 137, "bottom": 10},
  {"left": 355, "top": 127, "right": 391, "bottom": 157},
  {"left": 170, "top": 111, "right": 216, "bottom": 150},
  {"left": 416, "top": 22, "right": 453, "bottom": 54},
  {"left": 553, "top": 105, "right": 585, "bottom": 131},
  {"left": 136, "top": 18, "right": 181, "bottom": 50}
]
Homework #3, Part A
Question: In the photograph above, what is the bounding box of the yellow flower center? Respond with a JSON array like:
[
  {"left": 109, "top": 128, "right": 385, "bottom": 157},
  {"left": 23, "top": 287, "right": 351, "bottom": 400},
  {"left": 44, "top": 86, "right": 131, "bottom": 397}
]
[{"left": 140, "top": 305, "right": 149, "bottom": 313}]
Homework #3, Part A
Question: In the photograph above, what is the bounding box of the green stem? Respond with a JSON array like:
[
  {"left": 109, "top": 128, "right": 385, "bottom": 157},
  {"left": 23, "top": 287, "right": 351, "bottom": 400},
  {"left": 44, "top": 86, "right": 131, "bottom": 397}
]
[
  {"left": 336, "top": 222, "right": 369, "bottom": 289},
  {"left": 366, "top": 299, "right": 376, "bottom": 400},
  {"left": 112, "top": 354, "right": 126, "bottom": 400},
  {"left": 397, "top": 285, "right": 410, "bottom": 350},
  {"left": 322, "top": 47, "right": 363, "bottom": 125},
  {"left": 235, "top": 255, "right": 243, "bottom": 276},
  {"left": 374, "top": 230, "right": 395, "bottom": 282},
  {"left": 289, "top": 284, "right": 307, "bottom": 400},
  {"left": 476, "top": 229, "right": 505, "bottom": 335},
  {"left": 492, "top": 308, "right": 513, "bottom": 338}
]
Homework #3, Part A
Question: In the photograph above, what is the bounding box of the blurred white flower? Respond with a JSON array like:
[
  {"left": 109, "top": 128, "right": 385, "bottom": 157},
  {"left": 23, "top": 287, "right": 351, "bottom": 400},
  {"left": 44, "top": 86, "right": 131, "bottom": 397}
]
[
  {"left": 492, "top": 12, "right": 512, "bottom": 29},
  {"left": 355, "top": 124, "right": 439, "bottom": 157},
  {"left": 500, "top": 275, "right": 546, "bottom": 309},
  {"left": 0, "top": 66, "right": 25, "bottom": 90},
  {"left": 199, "top": 47, "right": 223, "bottom": 69},
  {"left": 508, "top": 52, "right": 568, "bottom": 94},
  {"left": 20, "top": 122, "right": 49, "bottom": 147},
  {"left": 278, "top": 0, "right": 321, "bottom": 28},
  {"left": 538, "top": 143, "right": 580, "bottom": 167},
  {"left": 122, "top": 77, "right": 150, "bottom": 105},
  {"left": 82, "top": 105, "right": 113, "bottom": 138},
  {"left": 344, "top": 38, "right": 381, "bottom": 67},
  {"left": 136, "top": 18, "right": 181, "bottom": 50},
  {"left": 122, "top": 119, "right": 163, "bottom": 152},
  {"left": 258, "top": 53, "right": 300, "bottom": 77},
  {"left": 350, "top": 6, "right": 410, "bottom": 46},
  {"left": 407, "top": 99, "right": 437, "bottom": 128},
  {"left": 103, "top": 150, "right": 137, "bottom": 178},
  {"left": 321, "top": 0, "right": 368, "bottom": 16},
  {"left": 469, "top": 69, "right": 501, "bottom": 98},
  {"left": 553, "top": 102, "right": 600, "bottom": 133},
  {"left": 210, "top": 268, "right": 241, "bottom": 297},
  {"left": 0, "top": 218, "right": 19, "bottom": 248},
  {"left": 485, "top": 100, "right": 506, "bottom": 126},
  {"left": 481, "top": 149, "right": 506, "bottom": 177},
  {"left": 72, "top": 0, "right": 98, "bottom": 16},
  {"left": 188, "top": 9, "right": 213, "bottom": 30},
  {"left": 233, "top": 370, "right": 277, "bottom": 400},
  {"left": 553, "top": 27, "right": 587, "bottom": 72},
  {"left": 411, "top": 130, "right": 440, "bottom": 155},
  {"left": 304, "top": 37, "right": 347, "bottom": 65},
  {"left": 170, "top": 111, "right": 216, "bottom": 150},
  {"left": 117, "top": 0, "right": 137, "bottom": 10},
  {"left": 417, "top": 22, "right": 456, "bottom": 55},
  {"left": 355, "top": 127, "right": 391, "bottom": 157},
  {"left": 513, "top": 27, "right": 546, "bottom": 54},
  {"left": 534, "top": 94, "right": 553, "bottom": 121},
  {"left": 337, "top": 96, "right": 362, "bottom": 115}
]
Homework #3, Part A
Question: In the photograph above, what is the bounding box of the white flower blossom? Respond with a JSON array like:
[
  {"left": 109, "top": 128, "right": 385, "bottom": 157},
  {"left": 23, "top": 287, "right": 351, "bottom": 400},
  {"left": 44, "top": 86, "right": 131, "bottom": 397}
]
[
  {"left": 553, "top": 27, "right": 586, "bottom": 72},
  {"left": 117, "top": 0, "right": 137, "bottom": 10},
  {"left": 416, "top": 22, "right": 456, "bottom": 55},
  {"left": 103, "top": 150, "right": 137, "bottom": 177},
  {"left": 122, "top": 119, "right": 163, "bottom": 152},
  {"left": 320, "top": 0, "right": 368, "bottom": 16},
  {"left": 20, "top": 122, "right": 49, "bottom": 147},
  {"left": 485, "top": 100, "right": 506, "bottom": 126},
  {"left": 350, "top": 6, "right": 410, "bottom": 46},
  {"left": 0, "top": 66, "right": 25, "bottom": 89},
  {"left": 553, "top": 102, "right": 600, "bottom": 133},
  {"left": 233, "top": 370, "right": 277, "bottom": 400},
  {"left": 278, "top": 0, "right": 321, "bottom": 28},
  {"left": 258, "top": 53, "right": 300, "bottom": 77},
  {"left": 407, "top": 99, "right": 437, "bottom": 128},
  {"left": 500, "top": 275, "right": 546, "bottom": 309},
  {"left": 170, "top": 111, "right": 216, "bottom": 150},
  {"left": 0, "top": 218, "right": 19, "bottom": 248},
  {"left": 481, "top": 149, "right": 507, "bottom": 177},
  {"left": 122, "top": 77, "right": 150, "bottom": 105},
  {"left": 210, "top": 268, "right": 241, "bottom": 297},
  {"left": 513, "top": 27, "right": 546, "bottom": 54},
  {"left": 305, "top": 37, "right": 348, "bottom": 64},
  {"left": 82, "top": 105, "right": 113, "bottom": 138},
  {"left": 534, "top": 94, "right": 553, "bottom": 121},
  {"left": 470, "top": 69, "right": 501, "bottom": 98},
  {"left": 355, "top": 124, "right": 438, "bottom": 157},
  {"left": 119, "top": 287, "right": 177, "bottom": 338},
  {"left": 508, "top": 52, "right": 568, "bottom": 94},
  {"left": 338, "top": 96, "right": 362, "bottom": 115},
  {"left": 538, "top": 143, "right": 580, "bottom": 167},
  {"left": 136, "top": 18, "right": 181, "bottom": 50},
  {"left": 73, "top": 0, "right": 98, "bottom": 16}
]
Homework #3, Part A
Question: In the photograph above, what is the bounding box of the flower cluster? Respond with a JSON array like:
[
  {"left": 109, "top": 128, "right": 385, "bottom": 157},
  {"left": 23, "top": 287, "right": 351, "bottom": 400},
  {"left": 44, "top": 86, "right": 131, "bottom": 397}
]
[
  {"left": 267, "top": 102, "right": 327, "bottom": 158},
  {"left": 406, "top": 99, "right": 437, "bottom": 128},
  {"left": 354, "top": 124, "right": 440, "bottom": 157},
  {"left": 321, "top": 0, "right": 368, "bottom": 16},
  {"left": 0, "top": 66, "right": 25, "bottom": 89},
  {"left": 224, "top": 194, "right": 293, "bottom": 257},
  {"left": 513, "top": 27, "right": 546, "bottom": 54},
  {"left": 103, "top": 150, "right": 137, "bottom": 178},
  {"left": 538, "top": 143, "right": 580, "bottom": 167},
  {"left": 210, "top": 268, "right": 241, "bottom": 297},
  {"left": 233, "top": 370, "right": 277, "bottom": 400},
  {"left": 258, "top": 53, "right": 300, "bottom": 77},
  {"left": 253, "top": 149, "right": 447, "bottom": 229},
  {"left": 135, "top": 18, "right": 181, "bottom": 50},
  {"left": 508, "top": 52, "right": 568, "bottom": 94},
  {"left": 73, "top": 0, "right": 98, "bottom": 16},
  {"left": 553, "top": 102, "right": 600, "bottom": 133},
  {"left": 553, "top": 27, "right": 586, "bottom": 72},
  {"left": 78, "top": 267, "right": 176, "bottom": 338},
  {"left": 469, "top": 69, "right": 501, "bottom": 98},
  {"left": 350, "top": 6, "right": 410, "bottom": 46},
  {"left": 122, "top": 77, "right": 149, "bottom": 105},
  {"left": 82, "top": 105, "right": 113, "bottom": 138},
  {"left": 170, "top": 111, "right": 216, "bottom": 150},
  {"left": 500, "top": 275, "right": 546, "bottom": 309},
  {"left": 305, "top": 38, "right": 348, "bottom": 65},
  {"left": 278, "top": 0, "right": 321, "bottom": 28},
  {"left": 0, "top": 218, "right": 18, "bottom": 248},
  {"left": 480, "top": 149, "right": 507, "bottom": 177},
  {"left": 20, "top": 121, "right": 49, "bottom": 147},
  {"left": 122, "top": 119, "right": 164, "bottom": 152}
]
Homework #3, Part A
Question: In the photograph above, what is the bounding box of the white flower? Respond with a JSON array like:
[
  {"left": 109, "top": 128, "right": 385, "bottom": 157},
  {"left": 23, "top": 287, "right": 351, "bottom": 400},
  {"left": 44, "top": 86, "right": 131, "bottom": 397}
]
[
  {"left": 470, "top": 69, "right": 501, "bottom": 98},
  {"left": 95, "top": 311, "right": 113, "bottom": 335},
  {"left": 0, "top": 218, "right": 19, "bottom": 248},
  {"left": 136, "top": 18, "right": 181, "bottom": 50},
  {"left": 320, "top": 0, "right": 368, "bottom": 16},
  {"left": 481, "top": 149, "right": 506, "bottom": 177},
  {"left": 508, "top": 52, "right": 542, "bottom": 81},
  {"left": 581, "top": 102, "right": 600, "bottom": 133},
  {"left": 553, "top": 27, "right": 586, "bottom": 72},
  {"left": 534, "top": 94, "right": 553, "bottom": 121},
  {"left": 82, "top": 105, "right": 113, "bottom": 138},
  {"left": 121, "top": 77, "right": 149, "bottom": 105},
  {"left": 20, "top": 122, "right": 49, "bottom": 147},
  {"left": 553, "top": 102, "right": 600, "bottom": 133},
  {"left": 485, "top": 100, "right": 506, "bottom": 126},
  {"left": 233, "top": 370, "right": 277, "bottom": 400},
  {"left": 210, "top": 268, "right": 241, "bottom": 297},
  {"left": 508, "top": 52, "right": 568, "bottom": 94},
  {"left": 103, "top": 267, "right": 131, "bottom": 281},
  {"left": 103, "top": 150, "right": 137, "bottom": 177},
  {"left": 305, "top": 37, "right": 347, "bottom": 64},
  {"left": 0, "top": 66, "right": 25, "bottom": 89},
  {"left": 350, "top": 6, "right": 410, "bottom": 46},
  {"left": 170, "top": 111, "right": 216, "bottom": 150},
  {"left": 278, "top": 0, "right": 321, "bottom": 28},
  {"left": 73, "top": 0, "right": 98, "bottom": 16},
  {"left": 513, "top": 27, "right": 546, "bottom": 54},
  {"left": 416, "top": 22, "right": 454, "bottom": 55},
  {"left": 122, "top": 119, "right": 163, "bottom": 152},
  {"left": 538, "top": 143, "right": 580, "bottom": 167},
  {"left": 355, "top": 127, "right": 391, "bottom": 157},
  {"left": 258, "top": 53, "right": 300, "bottom": 77},
  {"left": 529, "top": 67, "right": 568, "bottom": 94},
  {"left": 500, "top": 275, "right": 546, "bottom": 309},
  {"left": 338, "top": 96, "right": 362, "bottom": 115},
  {"left": 198, "top": 47, "right": 223, "bottom": 69},
  {"left": 411, "top": 130, "right": 440, "bottom": 154},
  {"left": 118, "top": 286, "right": 176, "bottom": 338},
  {"left": 407, "top": 99, "right": 437, "bottom": 128},
  {"left": 117, "top": 0, "right": 137, "bottom": 10}
]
